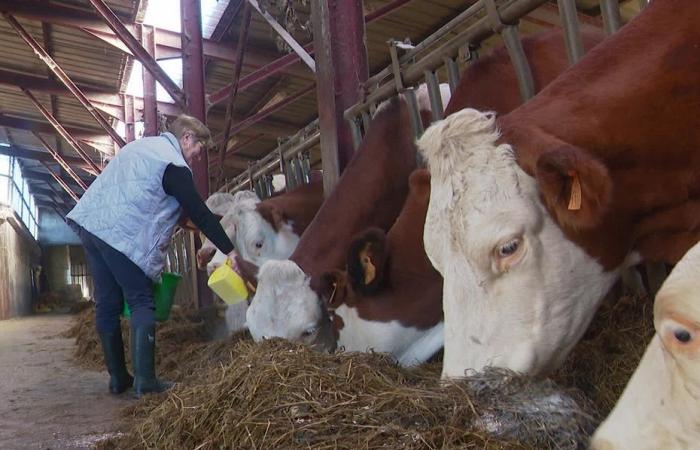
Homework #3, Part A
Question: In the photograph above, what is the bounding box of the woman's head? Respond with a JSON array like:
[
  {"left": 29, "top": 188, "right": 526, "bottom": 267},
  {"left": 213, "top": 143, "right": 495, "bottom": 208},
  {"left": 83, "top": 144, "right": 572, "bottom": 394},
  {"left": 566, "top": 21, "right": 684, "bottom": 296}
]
[{"left": 170, "top": 114, "right": 213, "bottom": 164}]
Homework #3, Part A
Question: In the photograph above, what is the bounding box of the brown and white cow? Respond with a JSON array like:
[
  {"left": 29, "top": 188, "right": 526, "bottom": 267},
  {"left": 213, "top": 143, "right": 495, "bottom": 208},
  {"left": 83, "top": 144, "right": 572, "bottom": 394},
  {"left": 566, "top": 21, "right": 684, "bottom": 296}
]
[
  {"left": 251, "top": 170, "right": 443, "bottom": 365},
  {"left": 246, "top": 28, "right": 605, "bottom": 358},
  {"left": 198, "top": 177, "right": 324, "bottom": 273},
  {"left": 591, "top": 240, "right": 700, "bottom": 450},
  {"left": 419, "top": 0, "right": 700, "bottom": 377},
  {"left": 246, "top": 93, "right": 425, "bottom": 350}
]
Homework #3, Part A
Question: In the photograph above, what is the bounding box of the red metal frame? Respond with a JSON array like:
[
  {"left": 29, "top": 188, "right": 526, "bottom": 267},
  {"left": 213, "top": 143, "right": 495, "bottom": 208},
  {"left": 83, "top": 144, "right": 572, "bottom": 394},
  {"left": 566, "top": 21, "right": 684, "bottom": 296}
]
[
  {"left": 218, "top": 2, "right": 253, "bottom": 188},
  {"left": 3, "top": 13, "right": 126, "bottom": 149},
  {"left": 87, "top": 0, "right": 187, "bottom": 109},
  {"left": 22, "top": 88, "right": 103, "bottom": 174},
  {"left": 139, "top": 24, "right": 158, "bottom": 137},
  {"left": 33, "top": 132, "right": 88, "bottom": 191},
  {"left": 40, "top": 161, "right": 80, "bottom": 202}
]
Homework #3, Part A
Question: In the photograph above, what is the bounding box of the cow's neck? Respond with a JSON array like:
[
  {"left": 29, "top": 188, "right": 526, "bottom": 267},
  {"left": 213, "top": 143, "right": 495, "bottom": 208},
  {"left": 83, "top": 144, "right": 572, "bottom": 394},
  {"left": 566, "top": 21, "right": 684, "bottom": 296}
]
[{"left": 498, "top": 0, "right": 700, "bottom": 266}]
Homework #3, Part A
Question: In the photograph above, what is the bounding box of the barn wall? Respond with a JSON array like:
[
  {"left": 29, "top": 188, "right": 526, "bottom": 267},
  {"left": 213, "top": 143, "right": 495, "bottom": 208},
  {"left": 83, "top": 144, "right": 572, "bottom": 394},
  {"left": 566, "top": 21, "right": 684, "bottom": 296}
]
[
  {"left": 0, "top": 207, "right": 41, "bottom": 320},
  {"left": 38, "top": 210, "right": 81, "bottom": 245}
]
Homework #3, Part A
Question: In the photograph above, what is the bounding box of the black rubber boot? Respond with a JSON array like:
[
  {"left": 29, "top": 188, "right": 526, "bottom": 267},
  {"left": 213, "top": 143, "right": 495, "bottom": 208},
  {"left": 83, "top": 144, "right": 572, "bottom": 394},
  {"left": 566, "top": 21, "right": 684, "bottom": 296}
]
[
  {"left": 131, "top": 324, "right": 173, "bottom": 398},
  {"left": 98, "top": 329, "right": 134, "bottom": 394}
]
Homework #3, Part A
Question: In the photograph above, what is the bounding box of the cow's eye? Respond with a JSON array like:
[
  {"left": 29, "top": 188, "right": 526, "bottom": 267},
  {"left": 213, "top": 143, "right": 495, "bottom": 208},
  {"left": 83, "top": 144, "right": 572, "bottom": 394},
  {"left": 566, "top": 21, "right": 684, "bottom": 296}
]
[
  {"left": 498, "top": 239, "right": 519, "bottom": 257},
  {"left": 493, "top": 237, "right": 525, "bottom": 273},
  {"left": 255, "top": 241, "right": 263, "bottom": 249}
]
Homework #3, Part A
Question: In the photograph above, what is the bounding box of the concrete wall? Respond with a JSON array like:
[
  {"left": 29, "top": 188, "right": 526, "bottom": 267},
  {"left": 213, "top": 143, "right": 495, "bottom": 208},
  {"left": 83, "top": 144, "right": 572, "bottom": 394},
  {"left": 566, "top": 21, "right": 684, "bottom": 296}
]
[
  {"left": 43, "top": 245, "right": 70, "bottom": 294},
  {"left": 0, "top": 207, "right": 41, "bottom": 320}
]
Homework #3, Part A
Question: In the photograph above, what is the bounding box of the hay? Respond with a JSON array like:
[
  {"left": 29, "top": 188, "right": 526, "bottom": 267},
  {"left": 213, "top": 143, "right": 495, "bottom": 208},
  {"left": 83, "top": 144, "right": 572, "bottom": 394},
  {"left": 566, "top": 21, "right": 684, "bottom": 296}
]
[
  {"left": 76, "top": 292, "right": 652, "bottom": 449},
  {"left": 63, "top": 304, "right": 230, "bottom": 379},
  {"left": 98, "top": 339, "right": 596, "bottom": 450}
]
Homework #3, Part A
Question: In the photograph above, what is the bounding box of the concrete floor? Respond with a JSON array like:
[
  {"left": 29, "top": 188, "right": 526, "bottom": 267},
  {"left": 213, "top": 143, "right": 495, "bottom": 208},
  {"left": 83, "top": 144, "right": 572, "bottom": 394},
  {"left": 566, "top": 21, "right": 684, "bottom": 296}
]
[{"left": 0, "top": 313, "right": 129, "bottom": 449}]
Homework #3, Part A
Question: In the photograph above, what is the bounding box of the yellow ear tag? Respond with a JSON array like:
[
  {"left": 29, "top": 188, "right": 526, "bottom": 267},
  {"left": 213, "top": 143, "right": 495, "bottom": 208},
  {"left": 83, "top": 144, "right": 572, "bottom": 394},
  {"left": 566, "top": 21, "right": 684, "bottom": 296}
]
[{"left": 567, "top": 172, "right": 582, "bottom": 211}]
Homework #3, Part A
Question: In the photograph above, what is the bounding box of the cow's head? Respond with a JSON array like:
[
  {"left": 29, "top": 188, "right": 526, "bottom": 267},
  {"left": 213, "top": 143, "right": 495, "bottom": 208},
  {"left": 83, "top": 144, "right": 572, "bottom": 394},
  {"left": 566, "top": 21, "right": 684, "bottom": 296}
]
[
  {"left": 245, "top": 260, "right": 336, "bottom": 352},
  {"left": 418, "top": 108, "right": 620, "bottom": 377},
  {"left": 591, "top": 241, "right": 700, "bottom": 450}
]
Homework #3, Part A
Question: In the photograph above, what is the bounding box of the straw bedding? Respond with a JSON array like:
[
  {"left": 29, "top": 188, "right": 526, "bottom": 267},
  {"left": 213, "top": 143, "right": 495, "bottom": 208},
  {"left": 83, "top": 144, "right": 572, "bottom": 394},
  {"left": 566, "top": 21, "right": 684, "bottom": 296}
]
[{"left": 66, "top": 292, "right": 653, "bottom": 449}]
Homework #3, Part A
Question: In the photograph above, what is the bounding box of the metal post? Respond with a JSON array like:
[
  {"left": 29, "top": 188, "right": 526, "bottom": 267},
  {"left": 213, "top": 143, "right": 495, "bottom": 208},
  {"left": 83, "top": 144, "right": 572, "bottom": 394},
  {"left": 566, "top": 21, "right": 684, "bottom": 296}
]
[
  {"left": 139, "top": 24, "right": 158, "bottom": 137},
  {"left": 500, "top": 26, "right": 535, "bottom": 101},
  {"left": 600, "top": 0, "right": 622, "bottom": 35},
  {"left": 444, "top": 57, "right": 461, "bottom": 94},
  {"left": 181, "top": 0, "right": 210, "bottom": 309},
  {"left": 124, "top": 94, "right": 135, "bottom": 142},
  {"left": 424, "top": 70, "right": 444, "bottom": 121},
  {"left": 33, "top": 132, "right": 88, "bottom": 191},
  {"left": 310, "top": 0, "right": 368, "bottom": 198},
  {"left": 556, "top": 0, "right": 584, "bottom": 65}
]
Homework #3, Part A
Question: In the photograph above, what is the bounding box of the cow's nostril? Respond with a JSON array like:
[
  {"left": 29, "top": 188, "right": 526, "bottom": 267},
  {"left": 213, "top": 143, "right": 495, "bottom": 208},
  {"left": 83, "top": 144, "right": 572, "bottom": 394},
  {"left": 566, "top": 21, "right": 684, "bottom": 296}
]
[{"left": 674, "top": 329, "right": 692, "bottom": 343}]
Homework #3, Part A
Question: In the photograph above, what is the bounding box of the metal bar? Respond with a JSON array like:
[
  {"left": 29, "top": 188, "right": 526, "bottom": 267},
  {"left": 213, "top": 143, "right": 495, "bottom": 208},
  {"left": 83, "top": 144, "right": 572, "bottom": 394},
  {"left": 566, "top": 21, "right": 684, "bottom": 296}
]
[
  {"left": 207, "top": 43, "right": 315, "bottom": 106},
  {"left": 210, "top": 0, "right": 244, "bottom": 41},
  {"left": 600, "top": 0, "right": 621, "bottom": 35},
  {"left": 40, "top": 161, "right": 80, "bottom": 202},
  {"left": 424, "top": 70, "right": 444, "bottom": 121},
  {"left": 501, "top": 25, "right": 535, "bottom": 101},
  {"left": 0, "top": 144, "right": 92, "bottom": 169},
  {"left": 124, "top": 95, "right": 135, "bottom": 142},
  {"left": 228, "top": 85, "right": 315, "bottom": 136},
  {"left": 87, "top": 0, "right": 186, "bottom": 109},
  {"left": 32, "top": 132, "right": 88, "bottom": 191},
  {"left": 301, "top": 151, "right": 311, "bottom": 183},
  {"left": 22, "top": 88, "right": 103, "bottom": 174},
  {"left": 218, "top": 3, "right": 253, "bottom": 190},
  {"left": 360, "top": 110, "right": 372, "bottom": 133},
  {"left": 4, "top": 13, "right": 126, "bottom": 148},
  {"left": 139, "top": 24, "right": 158, "bottom": 137},
  {"left": 349, "top": 118, "right": 362, "bottom": 150},
  {"left": 246, "top": 0, "right": 316, "bottom": 72},
  {"left": 364, "top": 0, "right": 412, "bottom": 21},
  {"left": 344, "top": 0, "right": 548, "bottom": 120},
  {"left": 404, "top": 88, "right": 424, "bottom": 139},
  {"left": 445, "top": 57, "right": 461, "bottom": 94},
  {"left": 556, "top": 0, "right": 584, "bottom": 65},
  {"left": 364, "top": 0, "right": 485, "bottom": 90}
]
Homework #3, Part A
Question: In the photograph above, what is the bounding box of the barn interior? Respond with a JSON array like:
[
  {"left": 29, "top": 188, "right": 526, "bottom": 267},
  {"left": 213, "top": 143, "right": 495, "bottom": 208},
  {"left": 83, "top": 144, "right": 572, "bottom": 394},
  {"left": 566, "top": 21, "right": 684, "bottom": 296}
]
[{"left": 0, "top": 0, "right": 668, "bottom": 449}]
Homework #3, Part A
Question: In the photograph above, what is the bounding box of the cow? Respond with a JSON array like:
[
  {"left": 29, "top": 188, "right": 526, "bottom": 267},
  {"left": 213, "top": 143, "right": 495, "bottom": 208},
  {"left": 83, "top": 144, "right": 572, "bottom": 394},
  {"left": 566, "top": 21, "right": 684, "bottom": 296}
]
[
  {"left": 246, "top": 28, "right": 605, "bottom": 358},
  {"left": 197, "top": 177, "right": 324, "bottom": 272},
  {"left": 418, "top": 0, "right": 700, "bottom": 378},
  {"left": 249, "top": 170, "right": 444, "bottom": 365},
  {"left": 590, "top": 239, "right": 700, "bottom": 450}
]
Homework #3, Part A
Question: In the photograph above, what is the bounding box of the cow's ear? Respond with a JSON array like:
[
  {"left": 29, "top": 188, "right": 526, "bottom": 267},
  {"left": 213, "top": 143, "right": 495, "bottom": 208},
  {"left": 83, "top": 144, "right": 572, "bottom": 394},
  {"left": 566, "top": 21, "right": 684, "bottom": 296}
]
[
  {"left": 256, "top": 203, "right": 285, "bottom": 232},
  {"left": 320, "top": 270, "right": 348, "bottom": 309},
  {"left": 347, "top": 228, "right": 388, "bottom": 295},
  {"left": 535, "top": 145, "right": 612, "bottom": 229},
  {"left": 234, "top": 255, "right": 259, "bottom": 295}
]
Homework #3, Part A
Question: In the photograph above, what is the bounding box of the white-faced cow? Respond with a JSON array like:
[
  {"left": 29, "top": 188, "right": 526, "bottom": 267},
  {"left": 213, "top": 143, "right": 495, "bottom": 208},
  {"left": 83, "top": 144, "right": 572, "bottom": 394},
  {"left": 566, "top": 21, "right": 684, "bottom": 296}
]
[
  {"left": 246, "top": 28, "right": 605, "bottom": 360},
  {"left": 419, "top": 0, "right": 700, "bottom": 377},
  {"left": 591, "top": 240, "right": 700, "bottom": 450}
]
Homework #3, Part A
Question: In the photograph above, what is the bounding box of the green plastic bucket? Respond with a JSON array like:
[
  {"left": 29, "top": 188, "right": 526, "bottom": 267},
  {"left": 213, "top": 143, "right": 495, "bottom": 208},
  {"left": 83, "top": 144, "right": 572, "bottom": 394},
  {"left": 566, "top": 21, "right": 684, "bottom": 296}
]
[{"left": 122, "top": 272, "right": 182, "bottom": 322}]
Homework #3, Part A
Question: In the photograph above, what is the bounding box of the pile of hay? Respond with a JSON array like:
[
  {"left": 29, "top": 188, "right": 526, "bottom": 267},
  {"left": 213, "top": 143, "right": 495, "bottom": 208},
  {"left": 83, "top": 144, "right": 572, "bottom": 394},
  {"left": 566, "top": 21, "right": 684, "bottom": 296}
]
[
  {"left": 75, "top": 292, "right": 652, "bottom": 449},
  {"left": 98, "top": 339, "right": 596, "bottom": 450},
  {"left": 62, "top": 305, "right": 234, "bottom": 380}
]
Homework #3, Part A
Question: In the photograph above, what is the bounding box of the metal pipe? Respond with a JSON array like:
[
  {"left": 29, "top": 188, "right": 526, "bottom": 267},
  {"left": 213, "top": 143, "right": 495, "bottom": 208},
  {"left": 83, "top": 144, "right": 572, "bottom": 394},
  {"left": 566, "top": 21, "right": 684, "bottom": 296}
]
[
  {"left": 139, "top": 24, "right": 158, "bottom": 137},
  {"left": 218, "top": 2, "right": 252, "bottom": 189},
  {"left": 444, "top": 57, "right": 461, "bottom": 94},
  {"left": 40, "top": 161, "right": 80, "bottom": 202},
  {"left": 87, "top": 0, "right": 186, "bottom": 108},
  {"left": 424, "top": 70, "right": 444, "bottom": 122},
  {"left": 228, "top": 85, "right": 315, "bottom": 136},
  {"left": 344, "top": 0, "right": 548, "bottom": 120},
  {"left": 22, "top": 88, "right": 102, "bottom": 174},
  {"left": 556, "top": 0, "right": 584, "bottom": 65},
  {"left": 4, "top": 13, "right": 126, "bottom": 148},
  {"left": 600, "top": 0, "right": 621, "bottom": 35},
  {"left": 501, "top": 25, "right": 535, "bottom": 101},
  {"left": 246, "top": 0, "right": 316, "bottom": 72},
  {"left": 32, "top": 132, "right": 88, "bottom": 191}
]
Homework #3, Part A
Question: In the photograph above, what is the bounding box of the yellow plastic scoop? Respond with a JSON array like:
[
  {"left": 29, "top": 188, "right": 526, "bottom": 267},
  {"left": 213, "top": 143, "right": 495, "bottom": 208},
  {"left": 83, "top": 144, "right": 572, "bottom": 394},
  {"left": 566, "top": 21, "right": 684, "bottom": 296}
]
[{"left": 207, "top": 263, "right": 248, "bottom": 305}]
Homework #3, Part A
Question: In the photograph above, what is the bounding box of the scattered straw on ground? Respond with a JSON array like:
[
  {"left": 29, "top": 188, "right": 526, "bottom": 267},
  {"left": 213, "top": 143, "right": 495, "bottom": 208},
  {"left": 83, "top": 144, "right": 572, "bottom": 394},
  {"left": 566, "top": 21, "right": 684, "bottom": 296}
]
[
  {"left": 68, "top": 291, "right": 652, "bottom": 449},
  {"left": 96, "top": 339, "right": 596, "bottom": 450}
]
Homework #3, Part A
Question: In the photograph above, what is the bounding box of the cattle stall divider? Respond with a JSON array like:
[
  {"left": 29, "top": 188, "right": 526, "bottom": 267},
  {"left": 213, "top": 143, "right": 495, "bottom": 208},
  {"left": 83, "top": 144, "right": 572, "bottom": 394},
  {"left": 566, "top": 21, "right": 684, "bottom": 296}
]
[
  {"left": 164, "top": 229, "right": 198, "bottom": 311},
  {"left": 342, "top": 0, "right": 664, "bottom": 296}
]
